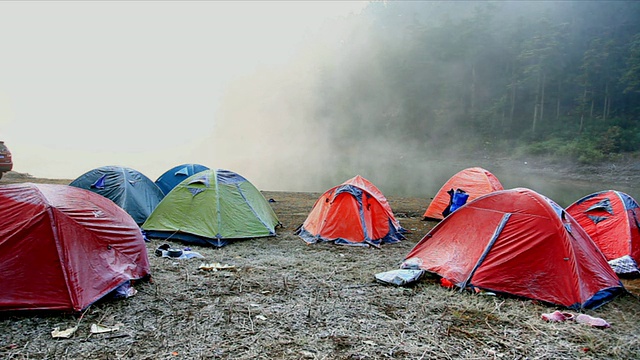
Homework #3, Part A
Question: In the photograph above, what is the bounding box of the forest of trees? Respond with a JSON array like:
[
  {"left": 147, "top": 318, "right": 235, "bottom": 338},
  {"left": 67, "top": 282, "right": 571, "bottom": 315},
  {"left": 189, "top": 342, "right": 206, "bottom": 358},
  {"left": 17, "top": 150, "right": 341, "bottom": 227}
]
[{"left": 310, "top": 1, "right": 640, "bottom": 163}]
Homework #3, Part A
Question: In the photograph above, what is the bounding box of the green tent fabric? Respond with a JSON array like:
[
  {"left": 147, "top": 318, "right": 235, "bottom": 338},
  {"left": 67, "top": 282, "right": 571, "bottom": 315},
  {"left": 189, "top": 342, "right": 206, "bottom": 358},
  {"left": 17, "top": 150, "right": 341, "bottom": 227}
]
[{"left": 142, "top": 169, "right": 280, "bottom": 247}]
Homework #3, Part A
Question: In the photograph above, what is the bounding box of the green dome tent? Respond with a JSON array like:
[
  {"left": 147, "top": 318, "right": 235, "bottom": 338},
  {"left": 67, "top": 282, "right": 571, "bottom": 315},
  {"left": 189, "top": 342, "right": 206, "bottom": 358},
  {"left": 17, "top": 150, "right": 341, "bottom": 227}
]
[{"left": 142, "top": 169, "right": 280, "bottom": 247}]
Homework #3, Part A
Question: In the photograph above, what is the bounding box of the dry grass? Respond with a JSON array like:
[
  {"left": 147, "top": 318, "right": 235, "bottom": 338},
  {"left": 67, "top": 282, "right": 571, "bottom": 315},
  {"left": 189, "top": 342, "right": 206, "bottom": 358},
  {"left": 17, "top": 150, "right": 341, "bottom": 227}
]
[{"left": 0, "top": 176, "right": 639, "bottom": 359}]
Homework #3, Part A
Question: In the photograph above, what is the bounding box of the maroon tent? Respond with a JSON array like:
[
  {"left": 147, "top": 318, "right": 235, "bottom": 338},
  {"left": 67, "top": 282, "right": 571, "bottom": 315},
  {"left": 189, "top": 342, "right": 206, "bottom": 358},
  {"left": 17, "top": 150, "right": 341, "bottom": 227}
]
[{"left": 0, "top": 183, "right": 150, "bottom": 312}]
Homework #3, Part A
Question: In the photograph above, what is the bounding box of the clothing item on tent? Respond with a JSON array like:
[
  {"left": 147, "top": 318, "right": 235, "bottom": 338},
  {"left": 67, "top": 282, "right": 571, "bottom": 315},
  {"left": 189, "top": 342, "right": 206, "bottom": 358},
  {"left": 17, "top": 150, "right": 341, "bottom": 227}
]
[
  {"left": 405, "top": 188, "right": 624, "bottom": 310},
  {"left": 142, "top": 169, "right": 280, "bottom": 247},
  {"left": 423, "top": 167, "right": 503, "bottom": 221},
  {"left": 155, "top": 163, "right": 210, "bottom": 195},
  {"left": 296, "top": 175, "right": 406, "bottom": 248},
  {"left": 70, "top": 165, "right": 164, "bottom": 224},
  {"left": 566, "top": 190, "right": 640, "bottom": 276},
  {"left": 442, "top": 188, "right": 469, "bottom": 217},
  {"left": 0, "top": 183, "right": 150, "bottom": 312}
]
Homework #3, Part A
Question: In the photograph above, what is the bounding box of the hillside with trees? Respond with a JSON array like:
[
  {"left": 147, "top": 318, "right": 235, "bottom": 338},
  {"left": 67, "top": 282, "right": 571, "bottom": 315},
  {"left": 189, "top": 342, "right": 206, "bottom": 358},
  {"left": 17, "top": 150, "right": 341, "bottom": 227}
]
[{"left": 310, "top": 1, "right": 640, "bottom": 164}]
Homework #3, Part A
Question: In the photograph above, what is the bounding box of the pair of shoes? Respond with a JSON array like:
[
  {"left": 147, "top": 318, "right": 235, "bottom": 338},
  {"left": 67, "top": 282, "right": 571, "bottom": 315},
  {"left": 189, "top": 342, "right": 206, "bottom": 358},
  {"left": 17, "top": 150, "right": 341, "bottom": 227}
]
[
  {"left": 541, "top": 310, "right": 574, "bottom": 322},
  {"left": 154, "top": 243, "right": 171, "bottom": 257},
  {"left": 576, "top": 314, "right": 610, "bottom": 328}
]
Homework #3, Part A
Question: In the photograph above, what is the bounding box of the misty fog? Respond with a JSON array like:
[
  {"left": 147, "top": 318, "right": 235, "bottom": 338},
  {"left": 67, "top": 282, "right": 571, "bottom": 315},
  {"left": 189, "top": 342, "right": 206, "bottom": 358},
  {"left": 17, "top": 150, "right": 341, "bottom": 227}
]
[{"left": 210, "top": 1, "right": 640, "bottom": 205}]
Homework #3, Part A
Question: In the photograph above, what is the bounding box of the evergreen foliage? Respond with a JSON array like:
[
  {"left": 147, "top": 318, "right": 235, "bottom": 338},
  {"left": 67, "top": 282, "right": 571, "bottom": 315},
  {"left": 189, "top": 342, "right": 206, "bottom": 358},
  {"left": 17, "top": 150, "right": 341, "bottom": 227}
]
[{"left": 312, "top": 1, "right": 640, "bottom": 163}]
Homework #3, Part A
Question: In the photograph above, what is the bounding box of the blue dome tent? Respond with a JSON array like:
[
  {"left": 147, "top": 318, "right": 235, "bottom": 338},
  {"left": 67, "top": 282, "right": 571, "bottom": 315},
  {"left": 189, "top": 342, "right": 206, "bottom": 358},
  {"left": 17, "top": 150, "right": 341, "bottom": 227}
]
[{"left": 155, "top": 163, "right": 210, "bottom": 195}]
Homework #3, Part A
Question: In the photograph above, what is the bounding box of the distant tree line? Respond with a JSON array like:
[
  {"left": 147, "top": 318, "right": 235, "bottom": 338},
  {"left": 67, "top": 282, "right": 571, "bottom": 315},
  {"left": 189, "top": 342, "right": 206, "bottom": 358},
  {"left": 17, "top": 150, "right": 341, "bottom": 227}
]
[{"left": 310, "top": 1, "right": 640, "bottom": 163}]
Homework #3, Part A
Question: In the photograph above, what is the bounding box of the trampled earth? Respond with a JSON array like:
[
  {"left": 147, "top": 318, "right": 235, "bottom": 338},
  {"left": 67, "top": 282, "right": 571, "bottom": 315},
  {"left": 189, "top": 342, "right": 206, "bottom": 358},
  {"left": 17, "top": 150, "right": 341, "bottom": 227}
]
[{"left": 1, "top": 172, "right": 639, "bottom": 359}]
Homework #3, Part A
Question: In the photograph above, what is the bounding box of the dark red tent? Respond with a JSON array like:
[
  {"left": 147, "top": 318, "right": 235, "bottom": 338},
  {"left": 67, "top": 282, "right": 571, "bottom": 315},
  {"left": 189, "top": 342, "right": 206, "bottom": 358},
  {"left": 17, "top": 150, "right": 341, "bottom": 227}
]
[
  {"left": 0, "top": 183, "right": 150, "bottom": 312},
  {"left": 405, "top": 188, "right": 623, "bottom": 309}
]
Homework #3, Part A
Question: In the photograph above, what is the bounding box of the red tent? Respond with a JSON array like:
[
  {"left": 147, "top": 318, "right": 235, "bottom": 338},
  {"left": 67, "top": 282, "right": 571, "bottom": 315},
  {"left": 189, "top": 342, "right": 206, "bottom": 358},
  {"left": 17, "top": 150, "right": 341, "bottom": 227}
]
[
  {"left": 296, "top": 175, "right": 405, "bottom": 247},
  {"left": 423, "top": 167, "right": 503, "bottom": 220},
  {"left": 0, "top": 183, "right": 150, "bottom": 312},
  {"left": 405, "top": 188, "right": 622, "bottom": 309},
  {"left": 566, "top": 190, "right": 640, "bottom": 274}
]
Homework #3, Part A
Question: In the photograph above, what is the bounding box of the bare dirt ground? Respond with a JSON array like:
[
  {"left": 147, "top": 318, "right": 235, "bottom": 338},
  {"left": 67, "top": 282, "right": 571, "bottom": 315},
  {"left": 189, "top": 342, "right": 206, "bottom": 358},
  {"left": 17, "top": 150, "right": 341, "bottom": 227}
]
[{"left": 1, "top": 171, "right": 639, "bottom": 359}]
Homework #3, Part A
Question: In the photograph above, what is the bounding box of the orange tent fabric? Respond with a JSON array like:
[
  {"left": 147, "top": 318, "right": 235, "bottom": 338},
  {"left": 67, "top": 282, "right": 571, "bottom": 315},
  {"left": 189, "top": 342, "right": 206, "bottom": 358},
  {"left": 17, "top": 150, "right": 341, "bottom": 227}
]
[
  {"left": 566, "top": 190, "right": 640, "bottom": 272},
  {"left": 423, "top": 167, "right": 503, "bottom": 220},
  {"left": 405, "top": 188, "right": 622, "bottom": 309},
  {"left": 296, "top": 175, "right": 405, "bottom": 247}
]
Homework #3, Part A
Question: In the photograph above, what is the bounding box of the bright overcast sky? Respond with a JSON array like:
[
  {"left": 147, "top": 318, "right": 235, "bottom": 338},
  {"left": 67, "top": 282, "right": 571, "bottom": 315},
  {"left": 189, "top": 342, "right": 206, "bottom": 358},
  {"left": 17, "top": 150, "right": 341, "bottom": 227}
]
[{"left": 0, "top": 1, "right": 367, "bottom": 180}]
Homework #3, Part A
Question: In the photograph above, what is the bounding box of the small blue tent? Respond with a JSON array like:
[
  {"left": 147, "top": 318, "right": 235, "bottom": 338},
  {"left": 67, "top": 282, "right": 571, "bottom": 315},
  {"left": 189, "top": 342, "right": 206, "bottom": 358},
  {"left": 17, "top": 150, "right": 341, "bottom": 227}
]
[
  {"left": 69, "top": 166, "right": 164, "bottom": 224},
  {"left": 155, "top": 163, "right": 210, "bottom": 195}
]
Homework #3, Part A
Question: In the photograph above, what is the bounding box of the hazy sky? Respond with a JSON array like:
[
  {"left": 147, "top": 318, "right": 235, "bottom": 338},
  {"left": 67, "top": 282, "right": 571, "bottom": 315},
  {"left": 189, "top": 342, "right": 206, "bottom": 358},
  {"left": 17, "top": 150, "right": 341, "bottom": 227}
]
[{"left": 0, "top": 1, "right": 367, "bottom": 181}]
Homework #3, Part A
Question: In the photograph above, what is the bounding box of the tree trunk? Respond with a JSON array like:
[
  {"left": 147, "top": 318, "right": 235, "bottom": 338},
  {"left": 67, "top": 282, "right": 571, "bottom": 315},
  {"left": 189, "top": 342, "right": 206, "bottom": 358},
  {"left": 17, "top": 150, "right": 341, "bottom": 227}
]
[
  {"left": 509, "top": 80, "right": 516, "bottom": 134},
  {"left": 603, "top": 82, "right": 609, "bottom": 121},
  {"left": 540, "top": 72, "right": 546, "bottom": 125},
  {"left": 470, "top": 63, "right": 476, "bottom": 120},
  {"left": 532, "top": 69, "right": 542, "bottom": 135},
  {"left": 533, "top": 104, "right": 538, "bottom": 134},
  {"left": 556, "top": 81, "right": 561, "bottom": 121},
  {"left": 579, "top": 86, "right": 587, "bottom": 134}
]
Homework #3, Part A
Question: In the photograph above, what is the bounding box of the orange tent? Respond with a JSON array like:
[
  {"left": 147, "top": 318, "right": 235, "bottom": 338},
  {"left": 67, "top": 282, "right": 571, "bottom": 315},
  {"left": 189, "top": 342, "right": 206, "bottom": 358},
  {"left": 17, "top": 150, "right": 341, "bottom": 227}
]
[
  {"left": 295, "top": 175, "right": 405, "bottom": 248},
  {"left": 566, "top": 190, "right": 640, "bottom": 274},
  {"left": 423, "top": 167, "right": 503, "bottom": 220},
  {"left": 405, "top": 188, "right": 623, "bottom": 309}
]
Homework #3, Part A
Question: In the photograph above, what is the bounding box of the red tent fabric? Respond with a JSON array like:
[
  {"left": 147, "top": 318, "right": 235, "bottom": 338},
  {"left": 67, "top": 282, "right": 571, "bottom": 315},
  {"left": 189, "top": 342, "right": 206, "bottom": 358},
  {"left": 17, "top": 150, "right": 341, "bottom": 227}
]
[
  {"left": 296, "top": 175, "right": 405, "bottom": 247},
  {"left": 405, "top": 188, "right": 622, "bottom": 309},
  {"left": 423, "top": 167, "right": 503, "bottom": 220},
  {"left": 0, "top": 183, "right": 150, "bottom": 312},
  {"left": 566, "top": 190, "right": 640, "bottom": 272}
]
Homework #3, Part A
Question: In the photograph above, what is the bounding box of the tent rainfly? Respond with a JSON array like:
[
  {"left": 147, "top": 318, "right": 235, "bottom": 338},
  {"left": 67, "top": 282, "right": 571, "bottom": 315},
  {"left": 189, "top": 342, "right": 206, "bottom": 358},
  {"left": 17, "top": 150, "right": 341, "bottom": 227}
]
[
  {"left": 143, "top": 169, "right": 280, "bottom": 247},
  {"left": 405, "top": 188, "right": 623, "bottom": 309},
  {"left": 70, "top": 165, "right": 164, "bottom": 224},
  {"left": 423, "top": 167, "right": 503, "bottom": 221},
  {"left": 567, "top": 190, "right": 640, "bottom": 275},
  {"left": 296, "top": 175, "right": 406, "bottom": 248},
  {"left": 0, "top": 183, "right": 150, "bottom": 312},
  {"left": 155, "top": 163, "right": 210, "bottom": 195}
]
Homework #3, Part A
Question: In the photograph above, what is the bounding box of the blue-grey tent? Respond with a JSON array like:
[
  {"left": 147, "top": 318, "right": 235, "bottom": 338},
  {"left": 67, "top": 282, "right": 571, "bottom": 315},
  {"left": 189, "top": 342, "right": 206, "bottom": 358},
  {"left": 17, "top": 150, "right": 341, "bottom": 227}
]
[
  {"left": 155, "top": 163, "right": 210, "bottom": 195},
  {"left": 69, "top": 166, "right": 164, "bottom": 224}
]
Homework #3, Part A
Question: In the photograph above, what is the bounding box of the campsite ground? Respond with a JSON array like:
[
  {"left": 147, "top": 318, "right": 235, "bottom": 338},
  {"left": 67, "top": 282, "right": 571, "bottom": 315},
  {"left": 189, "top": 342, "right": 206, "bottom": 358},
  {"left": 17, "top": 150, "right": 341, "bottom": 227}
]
[{"left": 1, "top": 166, "right": 640, "bottom": 360}]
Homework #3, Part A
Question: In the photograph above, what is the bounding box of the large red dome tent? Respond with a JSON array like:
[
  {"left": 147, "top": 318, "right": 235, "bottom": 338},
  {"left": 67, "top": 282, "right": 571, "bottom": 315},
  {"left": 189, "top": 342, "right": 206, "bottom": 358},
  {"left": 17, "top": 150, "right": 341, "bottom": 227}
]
[
  {"left": 0, "top": 183, "right": 150, "bottom": 312},
  {"left": 405, "top": 188, "right": 623, "bottom": 309}
]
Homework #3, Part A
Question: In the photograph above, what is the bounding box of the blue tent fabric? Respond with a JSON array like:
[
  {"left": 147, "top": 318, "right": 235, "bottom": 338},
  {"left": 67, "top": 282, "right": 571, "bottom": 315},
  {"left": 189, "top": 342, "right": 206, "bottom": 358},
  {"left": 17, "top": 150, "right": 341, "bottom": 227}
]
[
  {"left": 155, "top": 164, "right": 210, "bottom": 195},
  {"left": 70, "top": 166, "right": 164, "bottom": 224}
]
